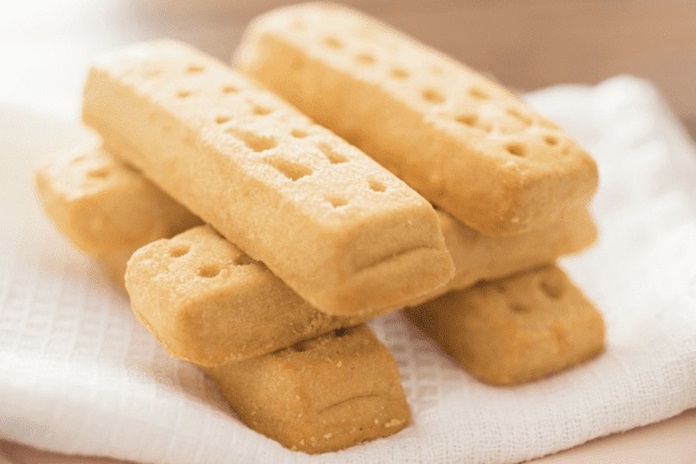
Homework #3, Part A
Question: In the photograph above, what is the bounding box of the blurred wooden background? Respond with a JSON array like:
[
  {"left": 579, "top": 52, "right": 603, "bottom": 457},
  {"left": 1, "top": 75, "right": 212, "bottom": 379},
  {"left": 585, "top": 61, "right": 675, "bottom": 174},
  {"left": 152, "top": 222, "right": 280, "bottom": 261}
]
[
  {"left": 0, "top": 0, "right": 694, "bottom": 137},
  {"left": 131, "top": 0, "right": 696, "bottom": 138}
]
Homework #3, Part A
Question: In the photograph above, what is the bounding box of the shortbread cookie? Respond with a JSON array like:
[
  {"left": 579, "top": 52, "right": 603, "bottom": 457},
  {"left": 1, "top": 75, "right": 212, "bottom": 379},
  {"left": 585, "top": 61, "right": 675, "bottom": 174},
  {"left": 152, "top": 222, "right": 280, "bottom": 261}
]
[
  {"left": 405, "top": 265, "right": 605, "bottom": 385},
  {"left": 52, "top": 146, "right": 592, "bottom": 297},
  {"left": 34, "top": 145, "right": 201, "bottom": 257},
  {"left": 203, "top": 325, "right": 410, "bottom": 453},
  {"left": 235, "top": 3, "right": 599, "bottom": 236},
  {"left": 40, "top": 146, "right": 594, "bottom": 364},
  {"left": 83, "top": 40, "right": 454, "bottom": 317},
  {"left": 125, "top": 211, "right": 593, "bottom": 365},
  {"left": 126, "top": 224, "right": 361, "bottom": 366},
  {"left": 436, "top": 206, "right": 596, "bottom": 294}
]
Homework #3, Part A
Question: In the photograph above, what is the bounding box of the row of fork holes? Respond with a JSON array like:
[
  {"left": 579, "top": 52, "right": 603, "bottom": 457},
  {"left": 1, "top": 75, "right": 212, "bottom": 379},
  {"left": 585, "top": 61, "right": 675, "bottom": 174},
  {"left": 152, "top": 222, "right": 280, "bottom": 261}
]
[
  {"left": 319, "top": 35, "right": 563, "bottom": 156},
  {"left": 323, "top": 176, "right": 386, "bottom": 209},
  {"left": 172, "top": 68, "right": 384, "bottom": 208},
  {"left": 500, "top": 276, "right": 566, "bottom": 313},
  {"left": 173, "top": 66, "right": 355, "bottom": 159},
  {"left": 169, "top": 243, "right": 254, "bottom": 278},
  {"left": 264, "top": 153, "right": 386, "bottom": 209},
  {"left": 180, "top": 89, "right": 269, "bottom": 117},
  {"left": 320, "top": 36, "right": 490, "bottom": 104},
  {"left": 178, "top": 56, "right": 559, "bottom": 155},
  {"left": 177, "top": 60, "right": 559, "bottom": 157},
  {"left": 455, "top": 112, "right": 559, "bottom": 157},
  {"left": 220, "top": 124, "right": 347, "bottom": 166},
  {"left": 216, "top": 125, "right": 386, "bottom": 208},
  {"left": 503, "top": 135, "right": 559, "bottom": 158}
]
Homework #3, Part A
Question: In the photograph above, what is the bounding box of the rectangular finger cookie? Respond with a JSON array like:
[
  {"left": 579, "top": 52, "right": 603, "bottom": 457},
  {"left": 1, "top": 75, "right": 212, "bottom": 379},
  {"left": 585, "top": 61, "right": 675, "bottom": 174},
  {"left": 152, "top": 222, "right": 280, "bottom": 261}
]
[
  {"left": 203, "top": 324, "right": 410, "bottom": 454},
  {"left": 34, "top": 143, "right": 201, "bottom": 257},
  {"left": 42, "top": 146, "right": 595, "bottom": 366},
  {"left": 50, "top": 146, "right": 592, "bottom": 297},
  {"left": 126, "top": 224, "right": 361, "bottom": 366},
  {"left": 34, "top": 143, "right": 202, "bottom": 285},
  {"left": 234, "top": 3, "right": 599, "bottom": 236},
  {"left": 404, "top": 265, "right": 605, "bottom": 385},
  {"left": 83, "top": 39, "right": 454, "bottom": 317},
  {"left": 125, "top": 214, "right": 593, "bottom": 367},
  {"left": 436, "top": 206, "right": 596, "bottom": 295}
]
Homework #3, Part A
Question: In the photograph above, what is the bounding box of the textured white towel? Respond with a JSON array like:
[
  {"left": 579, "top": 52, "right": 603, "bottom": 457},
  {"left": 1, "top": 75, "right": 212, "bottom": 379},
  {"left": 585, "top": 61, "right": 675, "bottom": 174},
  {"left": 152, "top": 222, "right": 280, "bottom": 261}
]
[{"left": 1, "top": 75, "right": 695, "bottom": 464}]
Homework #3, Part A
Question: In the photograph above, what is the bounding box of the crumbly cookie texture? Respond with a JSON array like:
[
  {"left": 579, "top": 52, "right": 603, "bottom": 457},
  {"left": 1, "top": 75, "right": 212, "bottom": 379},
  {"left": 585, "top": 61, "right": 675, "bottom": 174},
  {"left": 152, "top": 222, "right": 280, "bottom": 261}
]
[
  {"left": 235, "top": 2, "right": 599, "bottom": 236},
  {"left": 405, "top": 265, "right": 605, "bottom": 385},
  {"left": 126, "top": 225, "right": 361, "bottom": 366},
  {"left": 83, "top": 39, "right": 454, "bottom": 317},
  {"left": 203, "top": 325, "right": 410, "bottom": 454}
]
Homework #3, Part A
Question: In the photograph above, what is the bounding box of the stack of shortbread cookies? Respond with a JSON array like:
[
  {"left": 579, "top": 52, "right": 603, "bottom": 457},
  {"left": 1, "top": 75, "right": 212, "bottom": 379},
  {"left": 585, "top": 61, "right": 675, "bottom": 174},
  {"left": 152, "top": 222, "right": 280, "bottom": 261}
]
[{"left": 35, "top": 2, "right": 604, "bottom": 454}]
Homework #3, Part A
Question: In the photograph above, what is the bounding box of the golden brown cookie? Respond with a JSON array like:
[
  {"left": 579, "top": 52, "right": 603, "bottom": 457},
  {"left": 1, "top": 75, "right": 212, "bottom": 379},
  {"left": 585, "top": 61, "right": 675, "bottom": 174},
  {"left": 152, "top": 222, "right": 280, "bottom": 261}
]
[
  {"left": 34, "top": 144, "right": 201, "bottom": 257},
  {"left": 125, "top": 224, "right": 360, "bottom": 366},
  {"left": 34, "top": 144, "right": 202, "bottom": 285},
  {"left": 125, "top": 211, "right": 595, "bottom": 365},
  {"left": 203, "top": 325, "right": 410, "bottom": 454},
  {"left": 434, "top": 206, "right": 596, "bottom": 296},
  {"left": 405, "top": 265, "right": 605, "bottom": 385},
  {"left": 83, "top": 39, "right": 454, "bottom": 317},
  {"left": 40, "top": 144, "right": 593, "bottom": 297},
  {"left": 235, "top": 3, "right": 598, "bottom": 236},
  {"left": 39, "top": 145, "right": 596, "bottom": 364}
]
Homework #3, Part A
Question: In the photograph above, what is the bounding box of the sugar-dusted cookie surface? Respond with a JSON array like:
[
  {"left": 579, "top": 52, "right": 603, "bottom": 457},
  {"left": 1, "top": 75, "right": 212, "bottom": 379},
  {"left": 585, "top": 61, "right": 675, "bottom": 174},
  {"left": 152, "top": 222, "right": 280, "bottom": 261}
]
[
  {"left": 235, "top": 3, "right": 599, "bottom": 236},
  {"left": 405, "top": 265, "right": 605, "bottom": 385},
  {"left": 203, "top": 325, "right": 410, "bottom": 454},
  {"left": 83, "top": 40, "right": 453, "bottom": 317},
  {"left": 126, "top": 225, "right": 361, "bottom": 366}
]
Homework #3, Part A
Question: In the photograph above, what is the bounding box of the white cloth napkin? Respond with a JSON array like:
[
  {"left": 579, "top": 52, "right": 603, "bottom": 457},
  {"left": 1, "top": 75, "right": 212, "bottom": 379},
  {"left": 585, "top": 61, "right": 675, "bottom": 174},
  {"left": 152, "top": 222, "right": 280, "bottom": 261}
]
[{"left": 1, "top": 75, "right": 695, "bottom": 464}]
